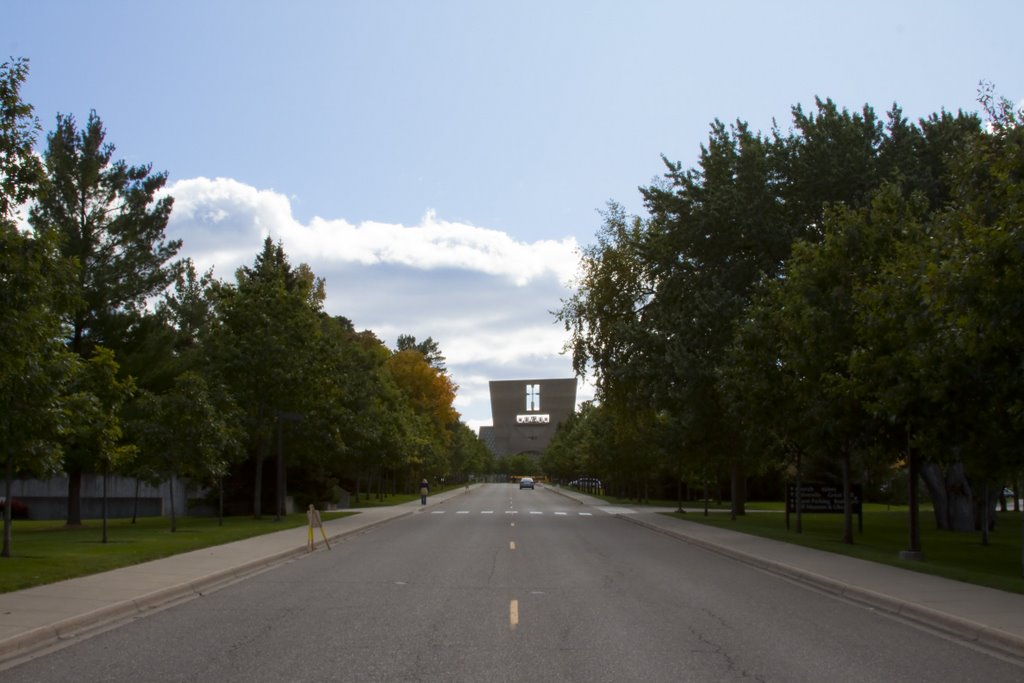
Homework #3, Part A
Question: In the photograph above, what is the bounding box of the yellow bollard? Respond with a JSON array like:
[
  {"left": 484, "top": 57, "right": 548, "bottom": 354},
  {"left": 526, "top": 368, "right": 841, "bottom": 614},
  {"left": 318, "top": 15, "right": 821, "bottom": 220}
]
[{"left": 307, "top": 504, "right": 331, "bottom": 551}]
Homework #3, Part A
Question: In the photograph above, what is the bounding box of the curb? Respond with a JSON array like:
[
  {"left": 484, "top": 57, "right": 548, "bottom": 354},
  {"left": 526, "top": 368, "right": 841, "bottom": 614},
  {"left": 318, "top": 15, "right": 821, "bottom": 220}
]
[
  {"left": 618, "top": 514, "right": 1024, "bottom": 659},
  {"left": 0, "top": 543, "right": 311, "bottom": 666},
  {"left": 0, "top": 507, "right": 420, "bottom": 667}
]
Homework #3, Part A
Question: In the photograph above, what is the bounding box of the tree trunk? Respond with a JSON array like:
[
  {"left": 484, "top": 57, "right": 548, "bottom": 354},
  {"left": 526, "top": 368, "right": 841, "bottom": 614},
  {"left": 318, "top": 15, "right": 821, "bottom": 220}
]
[
  {"left": 252, "top": 403, "right": 266, "bottom": 518},
  {"left": 253, "top": 449, "right": 263, "bottom": 518},
  {"left": 980, "top": 483, "right": 991, "bottom": 546},
  {"left": 66, "top": 466, "right": 82, "bottom": 526},
  {"left": 169, "top": 474, "right": 177, "bottom": 532},
  {"left": 1020, "top": 489, "right": 1024, "bottom": 577},
  {"left": 729, "top": 462, "right": 746, "bottom": 519},
  {"left": 132, "top": 478, "right": 140, "bottom": 524},
  {"left": 795, "top": 450, "right": 803, "bottom": 534},
  {"left": 275, "top": 417, "right": 283, "bottom": 521},
  {"left": 2, "top": 454, "right": 13, "bottom": 558},
  {"left": 921, "top": 460, "right": 975, "bottom": 531},
  {"left": 101, "top": 466, "right": 109, "bottom": 544},
  {"left": 841, "top": 447, "right": 853, "bottom": 545},
  {"left": 907, "top": 440, "right": 922, "bottom": 554},
  {"left": 974, "top": 484, "right": 996, "bottom": 533}
]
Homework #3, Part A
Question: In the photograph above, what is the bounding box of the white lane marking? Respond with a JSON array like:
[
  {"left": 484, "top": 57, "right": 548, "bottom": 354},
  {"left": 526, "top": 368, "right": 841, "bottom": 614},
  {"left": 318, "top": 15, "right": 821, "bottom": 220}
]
[{"left": 429, "top": 510, "right": 596, "bottom": 518}]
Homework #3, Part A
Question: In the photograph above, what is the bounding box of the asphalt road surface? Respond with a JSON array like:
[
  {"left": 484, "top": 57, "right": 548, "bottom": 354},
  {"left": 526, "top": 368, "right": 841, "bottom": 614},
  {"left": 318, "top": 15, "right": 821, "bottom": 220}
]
[{"left": 5, "top": 484, "right": 1024, "bottom": 682}]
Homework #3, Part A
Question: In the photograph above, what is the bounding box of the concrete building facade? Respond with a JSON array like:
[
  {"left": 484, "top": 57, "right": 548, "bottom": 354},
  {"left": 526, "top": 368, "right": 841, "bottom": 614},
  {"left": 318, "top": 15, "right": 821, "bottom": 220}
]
[
  {"left": 4, "top": 474, "right": 189, "bottom": 521},
  {"left": 479, "top": 378, "right": 577, "bottom": 458}
]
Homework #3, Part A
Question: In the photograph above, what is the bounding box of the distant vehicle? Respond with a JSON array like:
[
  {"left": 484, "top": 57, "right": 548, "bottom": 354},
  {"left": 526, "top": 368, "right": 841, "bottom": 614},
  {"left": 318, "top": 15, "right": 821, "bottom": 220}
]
[
  {"left": 519, "top": 477, "right": 535, "bottom": 490},
  {"left": 569, "top": 477, "right": 602, "bottom": 490}
]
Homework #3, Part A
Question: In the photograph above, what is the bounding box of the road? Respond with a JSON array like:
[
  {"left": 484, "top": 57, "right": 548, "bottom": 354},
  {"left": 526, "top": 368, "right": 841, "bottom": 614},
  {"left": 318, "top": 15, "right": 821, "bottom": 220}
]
[{"left": 5, "top": 484, "right": 1024, "bottom": 682}]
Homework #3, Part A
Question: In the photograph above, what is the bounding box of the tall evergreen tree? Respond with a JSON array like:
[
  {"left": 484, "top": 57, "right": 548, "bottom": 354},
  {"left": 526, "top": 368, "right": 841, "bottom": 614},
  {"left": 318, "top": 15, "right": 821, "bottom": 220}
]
[
  {"left": 208, "top": 238, "right": 323, "bottom": 517},
  {"left": 396, "top": 334, "right": 447, "bottom": 372},
  {"left": 29, "top": 110, "right": 181, "bottom": 525}
]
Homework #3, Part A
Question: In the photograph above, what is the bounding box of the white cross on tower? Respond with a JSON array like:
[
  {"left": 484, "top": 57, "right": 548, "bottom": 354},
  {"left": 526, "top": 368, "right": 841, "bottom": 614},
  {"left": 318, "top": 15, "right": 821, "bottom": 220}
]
[{"left": 525, "top": 384, "right": 540, "bottom": 412}]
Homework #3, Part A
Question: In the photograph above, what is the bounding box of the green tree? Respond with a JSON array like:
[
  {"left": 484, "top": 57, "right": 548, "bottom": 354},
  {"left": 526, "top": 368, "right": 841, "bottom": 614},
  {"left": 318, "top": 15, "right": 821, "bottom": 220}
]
[
  {"left": 852, "top": 87, "right": 1023, "bottom": 540},
  {"left": 337, "top": 330, "right": 411, "bottom": 502},
  {"left": 558, "top": 203, "right": 654, "bottom": 398},
  {"left": 31, "top": 110, "right": 181, "bottom": 357},
  {"left": 448, "top": 422, "right": 492, "bottom": 483},
  {"left": 541, "top": 405, "right": 586, "bottom": 484},
  {"left": 208, "top": 238, "right": 323, "bottom": 517},
  {"left": 0, "top": 57, "right": 77, "bottom": 557},
  {"left": 116, "top": 259, "right": 215, "bottom": 396},
  {"left": 63, "top": 347, "right": 136, "bottom": 542},
  {"left": 501, "top": 453, "right": 541, "bottom": 479},
  {"left": 122, "top": 259, "right": 245, "bottom": 523},
  {"left": 778, "top": 98, "right": 885, "bottom": 235},
  {"left": 0, "top": 58, "right": 42, "bottom": 218},
  {"left": 0, "top": 223, "right": 76, "bottom": 556},
  {"left": 396, "top": 334, "right": 447, "bottom": 372},
  {"left": 133, "top": 372, "right": 240, "bottom": 531},
  {"left": 29, "top": 110, "right": 181, "bottom": 525},
  {"left": 769, "top": 188, "right": 922, "bottom": 543},
  {"left": 638, "top": 120, "right": 791, "bottom": 515},
  {"left": 385, "top": 348, "right": 459, "bottom": 487}
]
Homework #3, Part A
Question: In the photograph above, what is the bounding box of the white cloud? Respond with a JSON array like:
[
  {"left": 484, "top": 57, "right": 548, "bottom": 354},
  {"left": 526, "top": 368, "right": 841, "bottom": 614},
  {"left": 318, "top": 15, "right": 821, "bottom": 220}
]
[
  {"left": 287, "top": 210, "right": 579, "bottom": 287},
  {"left": 163, "top": 176, "right": 589, "bottom": 429}
]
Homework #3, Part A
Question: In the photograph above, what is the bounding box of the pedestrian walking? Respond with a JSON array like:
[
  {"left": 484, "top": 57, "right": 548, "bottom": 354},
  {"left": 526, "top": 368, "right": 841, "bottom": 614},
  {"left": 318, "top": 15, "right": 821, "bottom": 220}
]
[{"left": 420, "top": 478, "right": 429, "bottom": 505}]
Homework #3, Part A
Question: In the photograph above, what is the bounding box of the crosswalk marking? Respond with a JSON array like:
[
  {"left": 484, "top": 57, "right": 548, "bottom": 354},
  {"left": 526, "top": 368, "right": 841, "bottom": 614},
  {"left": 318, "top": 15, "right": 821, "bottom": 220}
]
[{"left": 433, "top": 509, "right": 595, "bottom": 517}]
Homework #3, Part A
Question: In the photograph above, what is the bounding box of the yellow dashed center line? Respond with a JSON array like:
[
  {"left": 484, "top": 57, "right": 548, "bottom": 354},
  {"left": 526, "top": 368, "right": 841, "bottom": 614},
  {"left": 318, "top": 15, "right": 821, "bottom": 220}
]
[
  {"left": 510, "top": 541, "right": 516, "bottom": 550},
  {"left": 510, "top": 599, "right": 519, "bottom": 629}
]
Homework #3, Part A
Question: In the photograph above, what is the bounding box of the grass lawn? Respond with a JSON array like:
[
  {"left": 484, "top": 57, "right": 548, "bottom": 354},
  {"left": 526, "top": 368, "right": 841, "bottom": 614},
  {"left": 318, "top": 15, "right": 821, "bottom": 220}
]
[
  {"left": 348, "top": 492, "right": 420, "bottom": 507},
  {"left": 347, "top": 483, "right": 466, "bottom": 508},
  {"left": 0, "top": 511, "right": 353, "bottom": 594},
  {"left": 663, "top": 502, "right": 1024, "bottom": 594},
  {"left": 1, "top": 484, "right": 468, "bottom": 593},
  {"left": 579, "top": 491, "right": 1024, "bottom": 593}
]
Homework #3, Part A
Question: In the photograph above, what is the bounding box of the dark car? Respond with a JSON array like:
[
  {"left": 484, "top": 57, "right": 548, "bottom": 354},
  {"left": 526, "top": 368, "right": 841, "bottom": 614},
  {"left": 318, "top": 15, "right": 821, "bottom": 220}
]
[{"left": 519, "top": 477, "right": 535, "bottom": 489}]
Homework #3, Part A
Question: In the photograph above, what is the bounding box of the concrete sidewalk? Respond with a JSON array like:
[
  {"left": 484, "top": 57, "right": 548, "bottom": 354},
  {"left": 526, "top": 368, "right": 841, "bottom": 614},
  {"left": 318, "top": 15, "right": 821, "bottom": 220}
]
[
  {"left": 0, "top": 486, "right": 469, "bottom": 667},
  {"left": 549, "top": 486, "right": 1024, "bottom": 659},
  {"left": 3, "top": 484, "right": 1024, "bottom": 666}
]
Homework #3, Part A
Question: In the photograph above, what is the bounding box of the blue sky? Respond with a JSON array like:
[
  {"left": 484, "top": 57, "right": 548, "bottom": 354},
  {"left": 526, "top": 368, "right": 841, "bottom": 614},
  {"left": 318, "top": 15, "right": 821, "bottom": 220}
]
[{"left": 7, "top": 1, "right": 1023, "bottom": 430}]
